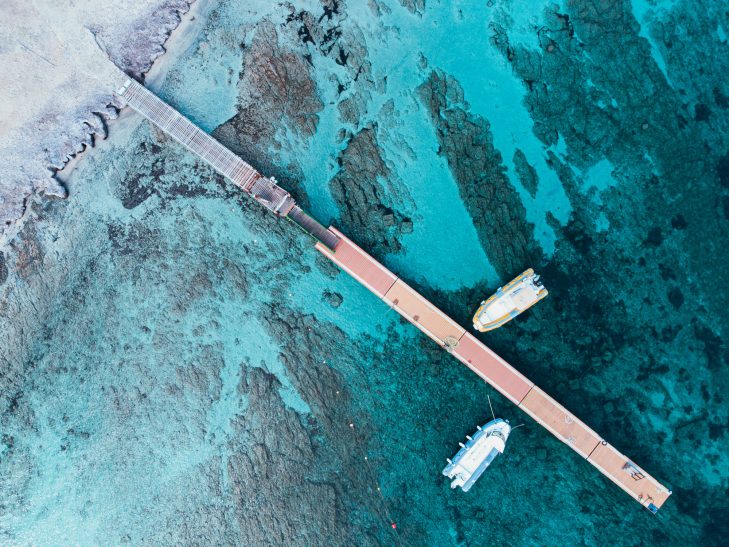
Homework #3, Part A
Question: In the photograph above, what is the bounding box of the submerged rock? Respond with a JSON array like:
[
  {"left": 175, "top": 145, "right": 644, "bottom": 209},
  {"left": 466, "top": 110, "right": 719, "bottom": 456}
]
[
  {"left": 0, "top": 251, "right": 7, "bottom": 286},
  {"left": 329, "top": 125, "right": 408, "bottom": 256},
  {"left": 323, "top": 290, "right": 344, "bottom": 308},
  {"left": 213, "top": 19, "right": 322, "bottom": 199},
  {"left": 513, "top": 149, "right": 539, "bottom": 199},
  {"left": 417, "top": 70, "right": 542, "bottom": 278}
]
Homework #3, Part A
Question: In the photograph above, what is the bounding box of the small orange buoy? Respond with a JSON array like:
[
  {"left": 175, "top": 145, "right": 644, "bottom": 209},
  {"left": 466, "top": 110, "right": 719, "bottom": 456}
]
[{"left": 391, "top": 523, "right": 397, "bottom": 529}]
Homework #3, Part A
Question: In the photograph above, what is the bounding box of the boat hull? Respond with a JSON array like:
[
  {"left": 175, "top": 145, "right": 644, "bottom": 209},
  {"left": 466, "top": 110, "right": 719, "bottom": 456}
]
[
  {"left": 443, "top": 419, "right": 512, "bottom": 492},
  {"left": 473, "top": 269, "right": 548, "bottom": 332}
]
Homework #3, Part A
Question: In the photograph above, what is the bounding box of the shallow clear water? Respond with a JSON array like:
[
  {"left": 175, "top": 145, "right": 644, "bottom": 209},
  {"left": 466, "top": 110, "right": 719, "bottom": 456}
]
[{"left": 1, "top": 0, "right": 728, "bottom": 545}]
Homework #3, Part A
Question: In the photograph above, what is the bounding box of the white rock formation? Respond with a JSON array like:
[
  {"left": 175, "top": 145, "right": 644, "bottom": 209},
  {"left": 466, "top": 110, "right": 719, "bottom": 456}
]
[{"left": 0, "top": 0, "right": 193, "bottom": 245}]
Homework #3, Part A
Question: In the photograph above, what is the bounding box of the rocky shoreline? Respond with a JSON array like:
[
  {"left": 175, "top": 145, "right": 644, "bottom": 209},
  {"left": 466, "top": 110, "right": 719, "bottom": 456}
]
[{"left": 0, "top": 0, "right": 196, "bottom": 247}]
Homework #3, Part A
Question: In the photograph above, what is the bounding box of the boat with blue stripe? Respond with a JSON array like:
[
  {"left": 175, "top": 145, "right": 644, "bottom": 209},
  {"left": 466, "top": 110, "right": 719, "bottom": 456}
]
[{"left": 473, "top": 268, "right": 548, "bottom": 332}]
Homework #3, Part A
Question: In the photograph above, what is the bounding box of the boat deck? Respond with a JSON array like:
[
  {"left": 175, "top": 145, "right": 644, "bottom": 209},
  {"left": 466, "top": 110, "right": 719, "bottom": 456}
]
[{"left": 317, "top": 229, "right": 671, "bottom": 512}]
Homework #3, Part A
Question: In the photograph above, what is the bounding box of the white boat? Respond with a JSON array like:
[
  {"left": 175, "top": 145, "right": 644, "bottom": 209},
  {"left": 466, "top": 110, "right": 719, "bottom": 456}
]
[
  {"left": 473, "top": 268, "right": 547, "bottom": 332},
  {"left": 442, "top": 419, "right": 511, "bottom": 492}
]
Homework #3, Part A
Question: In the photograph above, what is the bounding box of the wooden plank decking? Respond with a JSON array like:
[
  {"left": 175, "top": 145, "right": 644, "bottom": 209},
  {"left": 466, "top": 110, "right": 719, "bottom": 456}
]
[{"left": 116, "top": 79, "right": 339, "bottom": 248}]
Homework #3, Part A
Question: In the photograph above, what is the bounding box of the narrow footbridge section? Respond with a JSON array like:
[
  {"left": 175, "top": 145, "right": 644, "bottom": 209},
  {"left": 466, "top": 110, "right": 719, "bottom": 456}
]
[
  {"left": 116, "top": 79, "right": 339, "bottom": 250},
  {"left": 115, "top": 78, "right": 672, "bottom": 513}
]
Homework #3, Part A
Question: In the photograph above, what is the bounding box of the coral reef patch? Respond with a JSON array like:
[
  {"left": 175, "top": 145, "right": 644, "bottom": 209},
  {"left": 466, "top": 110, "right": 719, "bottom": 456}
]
[{"left": 418, "top": 70, "right": 541, "bottom": 277}]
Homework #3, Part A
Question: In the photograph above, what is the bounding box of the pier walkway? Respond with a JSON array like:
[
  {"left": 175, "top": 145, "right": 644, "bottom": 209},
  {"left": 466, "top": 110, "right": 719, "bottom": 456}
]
[
  {"left": 116, "top": 79, "right": 672, "bottom": 513},
  {"left": 117, "top": 79, "right": 339, "bottom": 250},
  {"left": 316, "top": 229, "right": 671, "bottom": 512}
]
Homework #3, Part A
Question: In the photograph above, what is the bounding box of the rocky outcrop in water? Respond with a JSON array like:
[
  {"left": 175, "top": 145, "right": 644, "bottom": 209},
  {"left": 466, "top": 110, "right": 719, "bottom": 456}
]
[
  {"left": 251, "top": 304, "right": 393, "bottom": 545},
  {"left": 114, "top": 136, "right": 235, "bottom": 210},
  {"left": 417, "top": 70, "right": 541, "bottom": 277},
  {"left": 212, "top": 18, "right": 329, "bottom": 210},
  {"left": 0, "top": 252, "right": 7, "bottom": 286},
  {"left": 513, "top": 149, "right": 539, "bottom": 199},
  {"left": 214, "top": 20, "right": 322, "bottom": 169},
  {"left": 397, "top": 0, "right": 425, "bottom": 16},
  {"left": 329, "top": 125, "right": 410, "bottom": 256},
  {"left": 213, "top": 2, "right": 411, "bottom": 257}
]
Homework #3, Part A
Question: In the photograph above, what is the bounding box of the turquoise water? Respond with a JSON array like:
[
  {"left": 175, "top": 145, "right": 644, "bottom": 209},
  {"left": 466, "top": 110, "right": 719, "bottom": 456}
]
[
  {"left": 1, "top": 0, "right": 728, "bottom": 545},
  {"left": 630, "top": 0, "right": 675, "bottom": 84}
]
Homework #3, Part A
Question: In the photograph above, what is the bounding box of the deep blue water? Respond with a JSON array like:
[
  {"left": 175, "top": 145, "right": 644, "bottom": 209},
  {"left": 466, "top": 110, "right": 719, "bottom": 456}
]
[{"left": 1, "top": 0, "right": 728, "bottom": 545}]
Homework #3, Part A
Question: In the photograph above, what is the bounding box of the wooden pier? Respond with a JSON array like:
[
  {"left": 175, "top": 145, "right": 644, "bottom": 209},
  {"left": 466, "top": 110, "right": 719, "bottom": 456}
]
[
  {"left": 115, "top": 79, "right": 672, "bottom": 513},
  {"left": 116, "top": 79, "right": 339, "bottom": 250},
  {"left": 316, "top": 229, "right": 671, "bottom": 512}
]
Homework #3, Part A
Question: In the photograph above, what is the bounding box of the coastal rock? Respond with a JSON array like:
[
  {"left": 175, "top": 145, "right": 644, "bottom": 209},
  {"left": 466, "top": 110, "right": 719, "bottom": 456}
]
[
  {"left": 0, "top": 0, "right": 194, "bottom": 243},
  {"left": 243, "top": 303, "right": 398, "bottom": 545}
]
